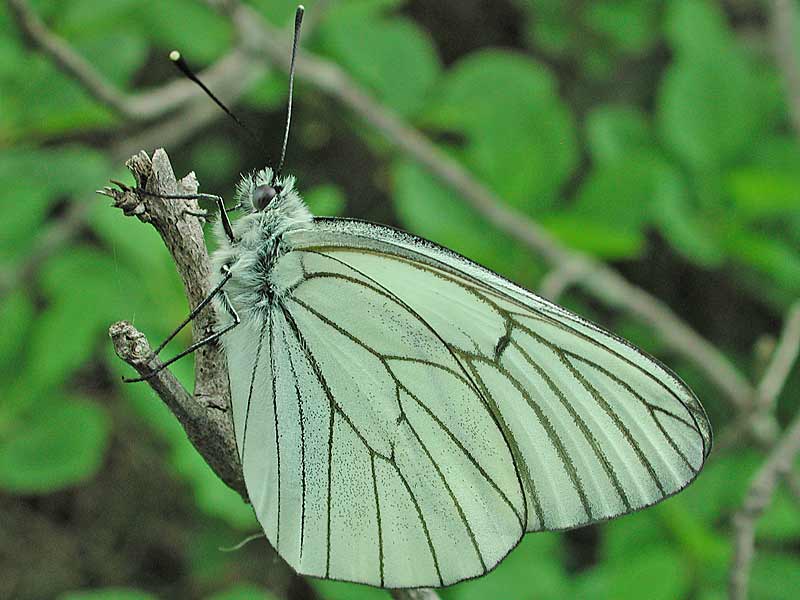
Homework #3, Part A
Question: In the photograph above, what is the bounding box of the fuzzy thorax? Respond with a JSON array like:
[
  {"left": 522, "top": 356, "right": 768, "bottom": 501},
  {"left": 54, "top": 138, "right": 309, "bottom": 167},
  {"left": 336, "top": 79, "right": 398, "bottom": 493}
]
[{"left": 210, "top": 167, "right": 313, "bottom": 325}]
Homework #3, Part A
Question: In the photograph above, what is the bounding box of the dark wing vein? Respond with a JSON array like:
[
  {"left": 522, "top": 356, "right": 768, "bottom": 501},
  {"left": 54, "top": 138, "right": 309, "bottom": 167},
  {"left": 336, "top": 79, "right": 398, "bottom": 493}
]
[
  {"left": 242, "top": 319, "right": 269, "bottom": 461},
  {"left": 304, "top": 250, "right": 528, "bottom": 524},
  {"left": 306, "top": 245, "right": 708, "bottom": 458},
  {"left": 508, "top": 338, "right": 631, "bottom": 512},
  {"left": 278, "top": 302, "right": 336, "bottom": 578},
  {"left": 379, "top": 454, "right": 445, "bottom": 587},
  {"left": 509, "top": 311, "right": 708, "bottom": 456},
  {"left": 370, "top": 454, "right": 384, "bottom": 587},
  {"left": 465, "top": 353, "right": 592, "bottom": 522},
  {"left": 565, "top": 351, "right": 698, "bottom": 473},
  {"left": 281, "top": 323, "right": 307, "bottom": 559},
  {"left": 269, "top": 311, "right": 282, "bottom": 549},
  {"left": 291, "top": 269, "right": 526, "bottom": 529}
]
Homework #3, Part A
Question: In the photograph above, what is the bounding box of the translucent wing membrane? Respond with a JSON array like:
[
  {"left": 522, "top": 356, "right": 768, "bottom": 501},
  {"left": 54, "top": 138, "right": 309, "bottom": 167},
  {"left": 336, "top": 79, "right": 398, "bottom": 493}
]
[{"left": 224, "top": 218, "right": 711, "bottom": 588}]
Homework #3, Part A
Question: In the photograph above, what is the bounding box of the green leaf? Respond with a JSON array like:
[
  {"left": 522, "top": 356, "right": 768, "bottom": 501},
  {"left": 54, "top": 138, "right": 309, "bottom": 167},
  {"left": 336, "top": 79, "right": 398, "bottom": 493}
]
[
  {"left": 657, "top": 48, "right": 767, "bottom": 168},
  {"left": 540, "top": 214, "right": 643, "bottom": 259},
  {"left": 574, "top": 546, "right": 688, "bottom": 600},
  {"left": 443, "top": 533, "right": 567, "bottom": 599},
  {"left": 0, "top": 49, "right": 115, "bottom": 139},
  {"left": 392, "top": 160, "right": 542, "bottom": 287},
  {"left": 582, "top": 0, "right": 659, "bottom": 54},
  {"left": 56, "top": 0, "right": 142, "bottom": 39},
  {"left": 757, "top": 486, "right": 800, "bottom": 541},
  {"left": 0, "top": 397, "right": 110, "bottom": 493},
  {"left": 137, "top": 0, "right": 231, "bottom": 63},
  {"left": 0, "top": 290, "right": 34, "bottom": 380},
  {"left": 727, "top": 167, "right": 800, "bottom": 220},
  {"left": 26, "top": 246, "right": 143, "bottom": 393},
  {"left": 316, "top": 1, "right": 440, "bottom": 117},
  {"left": 73, "top": 31, "right": 148, "bottom": 87},
  {"left": 664, "top": 0, "right": 731, "bottom": 58},
  {"left": 59, "top": 589, "right": 157, "bottom": 600},
  {"left": 190, "top": 137, "right": 243, "bottom": 189},
  {"left": 171, "top": 437, "right": 256, "bottom": 530},
  {"left": 651, "top": 176, "right": 725, "bottom": 266},
  {"left": 725, "top": 231, "right": 800, "bottom": 293},
  {"left": 312, "top": 580, "right": 385, "bottom": 600},
  {"left": 0, "top": 146, "right": 109, "bottom": 261},
  {"left": 425, "top": 50, "right": 577, "bottom": 211},
  {"left": 206, "top": 584, "right": 278, "bottom": 600},
  {"left": 565, "top": 151, "right": 680, "bottom": 258},
  {"left": 304, "top": 184, "right": 346, "bottom": 216},
  {"left": 520, "top": 0, "right": 571, "bottom": 54},
  {"left": 243, "top": 70, "right": 290, "bottom": 111},
  {"left": 750, "top": 552, "right": 800, "bottom": 600},
  {"left": 676, "top": 448, "right": 760, "bottom": 523},
  {"left": 586, "top": 105, "right": 653, "bottom": 164},
  {"left": 111, "top": 352, "right": 253, "bottom": 529}
]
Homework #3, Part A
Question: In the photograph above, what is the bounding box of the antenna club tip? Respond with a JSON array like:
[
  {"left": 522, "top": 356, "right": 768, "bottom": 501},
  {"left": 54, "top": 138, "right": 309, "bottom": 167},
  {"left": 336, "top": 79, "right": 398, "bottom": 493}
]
[
  {"left": 298, "top": 5, "right": 305, "bottom": 12},
  {"left": 169, "top": 50, "right": 181, "bottom": 62}
]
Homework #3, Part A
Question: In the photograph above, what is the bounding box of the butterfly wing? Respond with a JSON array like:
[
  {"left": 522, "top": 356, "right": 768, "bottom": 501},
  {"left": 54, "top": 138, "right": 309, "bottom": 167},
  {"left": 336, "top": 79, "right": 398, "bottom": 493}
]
[{"left": 225, "top": 217, "right": 711, "bottom": 589}]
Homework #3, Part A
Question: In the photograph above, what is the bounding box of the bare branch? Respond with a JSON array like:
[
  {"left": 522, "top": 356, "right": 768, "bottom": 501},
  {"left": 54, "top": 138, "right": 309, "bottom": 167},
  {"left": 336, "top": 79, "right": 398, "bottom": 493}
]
[
  {"left": 103, "top": 149, "right": 244, "bottom": 495},
  {"left": 755, "top": 301, "right": 800, "bottom": 414},
  {"left": 770, "top": 0, "right": 800, "bottom": 136},
  {"left": 539, "top": 258, "right": 590, "bottom": 301},
  {"left": 391, "top": 590, "right": 440, "bottom": 600},
  {"left": 7, "top": 0, "right": 261, "bottom": 122},
  {"left": 103, "top": 150, "right": 322, "bottom": 600},
  {"left": 716, "top": 301, "right": 800, "bottom": 452},
  {"left": 730, "top": 407, "right": 800, "bottom": 600}
]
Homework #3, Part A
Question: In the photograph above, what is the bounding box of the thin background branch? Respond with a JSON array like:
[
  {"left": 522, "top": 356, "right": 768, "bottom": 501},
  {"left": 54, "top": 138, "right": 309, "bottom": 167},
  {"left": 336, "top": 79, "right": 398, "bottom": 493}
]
[
  {"left": 754, "top": 302, "right": 800, "bottom": 416},
  {"left": 7, "top": 0, "right": 259, "bottom": 121},
  {"left": 730, "top": 405, "right": 800, "bottom": 600},
  {"left": 770, "top": 0, "right": 800, "bottom": 135}
]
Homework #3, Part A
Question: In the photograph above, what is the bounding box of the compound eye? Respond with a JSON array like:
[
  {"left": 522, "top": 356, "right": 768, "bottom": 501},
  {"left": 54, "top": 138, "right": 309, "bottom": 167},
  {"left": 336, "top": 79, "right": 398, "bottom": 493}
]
[{"left": 252, "top": 184, "right": 278, "bottom": 211}]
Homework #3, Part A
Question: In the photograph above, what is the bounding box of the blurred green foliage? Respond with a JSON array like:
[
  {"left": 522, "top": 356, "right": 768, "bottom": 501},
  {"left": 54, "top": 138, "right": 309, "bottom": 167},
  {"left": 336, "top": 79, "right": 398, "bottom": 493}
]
[{"left": 1, "top": 0, "right": 800, "bottom": 598}]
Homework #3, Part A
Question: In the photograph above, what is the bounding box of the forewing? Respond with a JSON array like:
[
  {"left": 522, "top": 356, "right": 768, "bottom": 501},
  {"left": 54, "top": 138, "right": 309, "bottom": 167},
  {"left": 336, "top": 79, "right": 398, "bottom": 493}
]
[
  {"left": 283, "top": 219, "right": 711, "bottom": 534},
  {"left": 230, "top": 250, "right": 527, "bottom": 588}
]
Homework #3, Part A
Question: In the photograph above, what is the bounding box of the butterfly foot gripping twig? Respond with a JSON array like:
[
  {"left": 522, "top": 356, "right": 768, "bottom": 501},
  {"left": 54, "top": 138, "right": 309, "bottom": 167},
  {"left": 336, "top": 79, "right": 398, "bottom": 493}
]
[
  {"left": 105, "top": 149, "right": 247, "bottom": 501},
  {"left": 121, "top": 268, "right": 239, "bottom": 384}
]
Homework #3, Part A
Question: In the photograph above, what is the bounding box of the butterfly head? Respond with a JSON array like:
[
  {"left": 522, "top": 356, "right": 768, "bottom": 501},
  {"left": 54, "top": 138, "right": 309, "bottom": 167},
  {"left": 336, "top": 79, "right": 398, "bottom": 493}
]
[{"left": 225, "top": 167, "right": 312, "bottom": 247}]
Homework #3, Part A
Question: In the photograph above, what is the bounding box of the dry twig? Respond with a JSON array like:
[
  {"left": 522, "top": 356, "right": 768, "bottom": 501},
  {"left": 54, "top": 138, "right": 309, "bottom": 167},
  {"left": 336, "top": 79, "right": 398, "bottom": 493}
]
[
  {"left": 770, "top": 0, "right": 800, "bottom": 136},
  {"left": 730, "top": 408, "right": 800, "bottom": 600},
  {"left": 102, "top": 150, "right": 323, "bottom": 600},
  {"left": 755, "top": 302, "right": 800, "bottom": 415},
  {"left": 7, "top": 0, "right": 260, "bottom": 122},
  {"left": 728, "top": 299, "right": 800, "bottom": 599}
]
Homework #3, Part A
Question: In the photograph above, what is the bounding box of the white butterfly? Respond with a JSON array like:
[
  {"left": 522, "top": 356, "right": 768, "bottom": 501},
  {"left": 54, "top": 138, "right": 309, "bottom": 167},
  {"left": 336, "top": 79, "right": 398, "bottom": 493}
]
[
  {"left": 126, "top": 5, "right": 711, "bottom": 589},
  {"left": 203, "top": 166, "right": 711, "bottom": 588}
]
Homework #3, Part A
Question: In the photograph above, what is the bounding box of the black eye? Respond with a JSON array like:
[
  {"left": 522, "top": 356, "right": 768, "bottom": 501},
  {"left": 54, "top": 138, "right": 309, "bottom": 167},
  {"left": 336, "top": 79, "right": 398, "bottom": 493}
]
[{"left": 252, "top": 184, "right": 278, "bottom": 211}]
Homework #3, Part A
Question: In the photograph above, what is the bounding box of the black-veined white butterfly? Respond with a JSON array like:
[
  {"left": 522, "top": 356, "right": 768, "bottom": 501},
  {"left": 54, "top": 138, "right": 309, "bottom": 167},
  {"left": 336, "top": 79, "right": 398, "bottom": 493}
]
[{"left": 122, "top": 5, "right": 711, "bottom": 589}]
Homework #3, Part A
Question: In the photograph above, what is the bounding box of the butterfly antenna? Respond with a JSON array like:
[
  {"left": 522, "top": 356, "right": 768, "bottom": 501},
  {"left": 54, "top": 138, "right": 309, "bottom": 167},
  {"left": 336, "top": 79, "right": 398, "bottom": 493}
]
[
  {"left": 169, "top": 50, "right": 256, "bottom": 141},
  {"left": 275, "top": 5, "right": 305, "bottom": 182}
]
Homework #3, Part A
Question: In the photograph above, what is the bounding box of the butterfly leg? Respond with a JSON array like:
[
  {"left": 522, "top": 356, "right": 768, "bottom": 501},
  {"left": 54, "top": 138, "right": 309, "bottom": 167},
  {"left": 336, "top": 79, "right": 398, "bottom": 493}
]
[
  {"left": 110, "top": 180, "right": 236, "bottom": 243},
  {"left": 123, "top": 269, "right": 240, "bottom": 383}
]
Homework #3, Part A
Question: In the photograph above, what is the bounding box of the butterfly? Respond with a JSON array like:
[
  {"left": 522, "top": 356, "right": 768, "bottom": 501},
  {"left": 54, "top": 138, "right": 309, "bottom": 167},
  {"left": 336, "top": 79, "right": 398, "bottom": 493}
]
[{"left": 123, "top": 5, "right": 711, "bottom": 589}]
